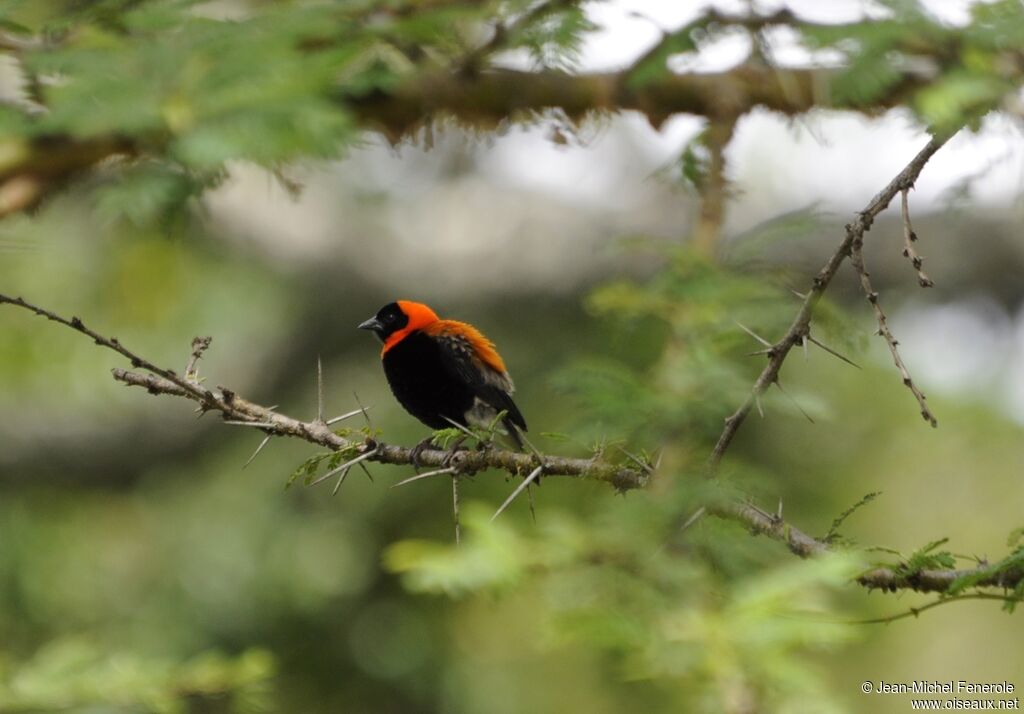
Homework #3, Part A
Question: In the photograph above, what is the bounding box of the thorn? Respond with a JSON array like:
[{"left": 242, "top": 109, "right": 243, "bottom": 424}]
[
  {"left": 491, "top": 465, "right": 543, "bottom": 521},
  {"left": 243, "top": 434, "right": 272, "bottom": 469},
  {"left": 223, "top": 420, "right": 279, "bottom": 428},
  {"left": 441, "top": 415, "right": 477, "bottom": 440},
  {"left": 807, "top": 335, "right": 861, "bottom": 369},
  {"left": 774, "top": 381, "right": 814, "bottom": 423},
  {"left": 776, "top": 497, "right": 784, "bottom": 522},
  {"left": 331, "top": 467, "right": 351, "bottom": 496},
  {"left": 391, "top": 466, "right": 456, "bottom": 488},
  {"left": 352, "top": 391, "right": 373, "bottom": 428},
  {"left": 310, "top": 447, "right": 379, "bottom": 487},
  {"left": 735, "top": 320, "right": 773, "bottom": 347},
  {"left": 526, "top": 482, "right": 537, "bottom": 523},
  {"left": 755, "top": 393, "right": 764, "bottom": 418},
  {"left": 326, "top": 406, "right": 372, "bottom": 426},
  {"left": 679, "top": 505, "right": 707, "bottom": 533},
  {"left": 616, "top": 445, "right": 654, "bottom": 474},
  {"left": 316, "top": 355, "right": 324, "bottom": 423},
  {"left": 357, "top": 461, "right": 374, "bottom": 482},
  {"left": 791, "top": 289, "right": 807, "bottom": 300},
  {"left": 452, "top": 475, "right": 461, "bottom": 545},
  {"left": 801, "top": 334, "right": 808, "bottom": 361}
]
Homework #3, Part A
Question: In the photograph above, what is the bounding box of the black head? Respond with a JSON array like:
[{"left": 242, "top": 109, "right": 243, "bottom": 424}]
[{"left": 357, "top": 302, "right": 409, "bottom": 343}]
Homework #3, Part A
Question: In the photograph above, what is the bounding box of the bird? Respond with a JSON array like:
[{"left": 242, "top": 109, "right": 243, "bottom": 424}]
[{"left": 358, "top": 300, "right": 527, "bottom": 458}]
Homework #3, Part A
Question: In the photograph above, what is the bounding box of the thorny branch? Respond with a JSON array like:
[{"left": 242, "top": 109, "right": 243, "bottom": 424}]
[
  {"left": 0, "top": 292, "right": 646, "bottom": 491},
  {"left": 708, "top": 134, "right": 948, "bottom": 472},
  {"left": 712, "top": 500, "right": 1023, "bottom": 593}
]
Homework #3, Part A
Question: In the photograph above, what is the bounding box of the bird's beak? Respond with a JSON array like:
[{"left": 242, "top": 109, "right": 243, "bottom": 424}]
[{"left": 358, "top": 317, "right": 383, "bottom": 334}]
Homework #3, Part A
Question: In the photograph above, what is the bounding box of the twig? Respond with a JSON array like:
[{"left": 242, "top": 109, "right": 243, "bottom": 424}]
[
  {"left": 185, "top": 336, "right": 212, "bottom": 381},
  {"left": 848, "top": 593, "right": 1016, "bottom": 625},
  {"left": 849, "top": 239, "right": 938, "bottom": 427},
  {"left": 900, "top": 188, "right": 934, "bottom": 288},
  {"left": 705, "top": 498, "right": 1024, "bottom": 593},
  {"left": 0, "top": 294, "right": 214, "bottom": 404},
  {"left": 708, "top": 135, "right": 950, "bottom": 471}
]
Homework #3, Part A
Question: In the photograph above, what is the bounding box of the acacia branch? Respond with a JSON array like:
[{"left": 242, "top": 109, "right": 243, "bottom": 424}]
[
  {"left": 709, "top": 500, "right": 1023, "bottom": 593},
  {"left": 708, "top": 134, "right": 949, "bottom": 471},
  {"left": 0, "top": 292, "right": 646, "bottom": 491}
]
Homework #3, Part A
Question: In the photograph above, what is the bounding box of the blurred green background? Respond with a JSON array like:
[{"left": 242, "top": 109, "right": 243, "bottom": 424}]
[{"left": 2, "top": 1, "right": 1024, "bottom": 712}]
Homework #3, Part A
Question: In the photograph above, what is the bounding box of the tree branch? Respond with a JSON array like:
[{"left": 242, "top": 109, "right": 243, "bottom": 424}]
[
  {"left": 0, "top": 292, "right": 646, "bottom": 491},
  {"left": 708, "top": 134, "right": 950, "bottom": 471},
  {"left": 708, "top": 500, "right": 1023, "bottom": 593},
  {"left": 0, "top": 59, "right": 938, "bottom": 220},
  {"left": 850, "top": 234, "right": 938, "bottom": 426}
]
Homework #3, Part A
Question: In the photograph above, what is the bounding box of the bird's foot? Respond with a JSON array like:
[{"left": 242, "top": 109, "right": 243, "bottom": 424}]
[
  {"left": 409, "top": 437, "right": 435, "bottom": 469},
  {"left": 441, "top": 435, "right": 469, "bottom": 468}
]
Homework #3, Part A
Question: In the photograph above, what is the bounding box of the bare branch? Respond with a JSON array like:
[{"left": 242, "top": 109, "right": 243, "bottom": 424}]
[
  {"left": 849, "top": 239, "right": 938, "bottom": 427},
  {"left": 185, "top": 336, "right": 212, "bottom": 381},
  {"left": 849, "top": 593, "right": 1018, "bottom": 625},
  {"left": 900, "top": 188, "right": 934, "bottom": 288}
]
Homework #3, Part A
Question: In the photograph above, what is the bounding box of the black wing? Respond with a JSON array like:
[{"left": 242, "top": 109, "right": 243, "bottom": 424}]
[{"left": 433, "top": 330, "right": 527, "bottom": 434}]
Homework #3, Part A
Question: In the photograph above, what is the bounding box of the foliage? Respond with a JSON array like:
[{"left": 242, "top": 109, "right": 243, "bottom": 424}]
[
  {"left": 0, "top": 640, "right": 273, "bottom": 713},
  {"left": 554, "top": 243, "right": 833, "bottom": 448},
  {"left": 386, "top": 501, "right": 864, "bottom": 714}
]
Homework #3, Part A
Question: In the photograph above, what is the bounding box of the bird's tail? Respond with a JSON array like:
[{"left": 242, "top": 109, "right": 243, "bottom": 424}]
[{"left": 502, "top": 417, "right": 525, "bottom": 451}]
